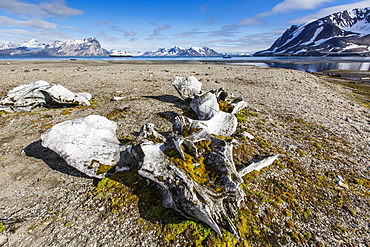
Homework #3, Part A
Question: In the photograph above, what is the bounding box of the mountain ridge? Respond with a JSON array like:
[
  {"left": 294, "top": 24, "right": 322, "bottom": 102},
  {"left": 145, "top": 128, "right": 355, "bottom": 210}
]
[
  {"left": 0, "top": 39, "right": 222, "bottom": 57},
  {"left": 255, "top": 7, "right": 370, "bottom": 56},
  {"left": 141, "top": 46, "right": 221, "bottom": 56},
  {"left": 0, "top": 38, "right": 107, "bottom": 57}
]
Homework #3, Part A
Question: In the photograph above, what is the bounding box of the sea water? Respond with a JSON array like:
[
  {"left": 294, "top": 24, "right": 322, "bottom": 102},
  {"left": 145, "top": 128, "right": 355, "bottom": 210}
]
[{"left": 2, "top": 56, "right": 370, "bottom": 72}]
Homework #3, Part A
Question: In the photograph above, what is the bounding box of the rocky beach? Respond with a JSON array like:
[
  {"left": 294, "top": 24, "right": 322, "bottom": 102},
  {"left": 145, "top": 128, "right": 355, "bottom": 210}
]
[{"left": 0, "top": 60, "right": 369, "bottom": 246}]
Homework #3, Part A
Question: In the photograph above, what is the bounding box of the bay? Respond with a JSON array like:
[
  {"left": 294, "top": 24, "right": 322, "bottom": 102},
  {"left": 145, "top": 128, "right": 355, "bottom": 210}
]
[{"left": 2, "top": 55, "right": 370, "bottom": 72}]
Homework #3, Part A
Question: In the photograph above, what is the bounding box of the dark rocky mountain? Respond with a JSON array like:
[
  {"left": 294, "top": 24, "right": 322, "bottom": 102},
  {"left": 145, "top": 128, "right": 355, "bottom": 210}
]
[
  {"left": 255, "top": 7, "right": 370, "bottom": 56},
  {"left": 0, "top": 38, "right": 107, "bottom": 56},
  {"left": 141, "top": 46, "right": 221, "bottom": 56}
]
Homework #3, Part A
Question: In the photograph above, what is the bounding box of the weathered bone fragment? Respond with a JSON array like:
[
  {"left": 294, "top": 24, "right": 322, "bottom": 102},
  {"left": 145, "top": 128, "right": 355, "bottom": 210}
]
[
  {"left": 171, "top": 76, "right": 202, "bottom": 100},
  {"left": 173, "top": 112, "right": 237, "bottom": 137},
  {"left": 41, "top": 115, "right": 122, "bottom": 178},
  {"left": 136, "top": 126, "right": 246, "bottom": 236},
  {"left": 135, "top": 123, "right": 166, "bottom": 143},
  {"left": 0, "top": 80, "right": 91, "bottom": 113},
  {"left": 337, "top": 175, "right": 349, "bottom": 189},
  {"left": 210, "top": 88, "right": 229, "bottom": 101},
  {"left": 241, "top": 131, "right": 255, "bottom": 139},
  {"left": 170, "top": 77, "right": 247, "bottom": 117},
  {"left": 199, "top": 111, "right": 237, "bottom": 136},
  {"left": 162, "top": 137, "right": 186, "bottom": 160},
  {"left": 238, "top": 154, "right": 279, "bottom": 177},
  {"left": 210, "top": 88, "right": 247, "bottom": 114},
  {"left": 229, "top": 97, "right": 248, "bottom": 114},
  {"left": 34, "top": 74, "right": 278, "bottom": 238},
  {"left": 190, "top": 92, "right": 219, "bottom": 120}
]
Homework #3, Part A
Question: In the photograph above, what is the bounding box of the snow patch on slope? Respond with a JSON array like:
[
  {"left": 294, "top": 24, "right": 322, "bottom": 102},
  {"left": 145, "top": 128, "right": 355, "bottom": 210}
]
[{"left": 302, "top": 27, "right": 324, "bottom": 45}]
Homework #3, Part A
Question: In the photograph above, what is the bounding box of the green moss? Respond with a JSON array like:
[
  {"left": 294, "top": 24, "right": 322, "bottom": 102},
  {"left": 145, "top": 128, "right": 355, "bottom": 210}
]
[
  {"left": 96, "top": 163, "right": 115, "bottom": 175},
  {"left": 301, "top": 230, "right": 311, "bottom": 239},
  {"left": 354, "top": 178, "right": 370, "bottom": 188},
  {"left": 145, "top": 135, "right": 164, "bottom": 143},
  {"left": 195, "top": 140, "right": 212, "bottom": 153},
  {"left": 235, "top": 108, "right": 259, "bottom": 123},
  {"left": 61, "top": 108, "right": 73, "bottom": 115},
  {"left": 290, "top": 230, "right": 301, "bottom": 244},
  {"left": 218, "top": 100, "right": 234, "bottom": 113},
  {"left": 181, "top": 126, "right": 202, "bottom": 138},
  {"left": 296, "top": 148, "right": 307, "bottom": 157},
  {"left": 235, "top": 113, "right": 248, "bottom": 123},
  {"left": 211, "top": 134, "right": 233, "bottom": 142},
  {"left": 88, "top": 159, "right": 114, "bottom": 175},
  {"left": 119, "top": 135, "right": 133, "bottom": 144},
  {"left": 334, "top": 225, "right": 347, "bottom": 233},
  {"left": 88, "top": 99, "right": 98, "bottom": 108},
  {"left": 163, "top": 140, "right": 223, "bottom": 188},
  {"left": 92, "top": 168, "right": 168, "bottom": 221},
  {"left": 343, "top": 205, "right": 357, "bottom": 216},
  {"left": 166, "top": 150, "right": 210, "bottom": 185},
  {"left": 314, "top": 142, "right": 323, "bottom": 149},
  {"left": 106, "top": 107, "right": 130, "bottom": 120},
  {"left": 0, "top": 223, "right": 5, "bottom": 233},
  {"left": 64, "top": 221, "right": 71, "bottom": 227},
  {"left": 163, "top": 220, "right": 213, "bottom": 245},
  {"left": 38, "top": 123, "right": 53, "bottom": 133},
  {"left": 95, "top": 176, "right": 122, "bottom": 190}
]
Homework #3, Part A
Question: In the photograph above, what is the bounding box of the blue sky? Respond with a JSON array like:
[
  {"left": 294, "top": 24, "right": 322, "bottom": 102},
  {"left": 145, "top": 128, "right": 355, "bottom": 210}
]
[{"left": 0, "top": 0, "right": 370, "bottom": 53}]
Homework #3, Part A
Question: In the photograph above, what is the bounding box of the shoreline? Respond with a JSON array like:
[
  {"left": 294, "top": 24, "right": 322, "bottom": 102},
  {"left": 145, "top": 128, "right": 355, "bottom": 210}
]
[{"left": 2, "top": 55, "right": 370, "bottom": 62}]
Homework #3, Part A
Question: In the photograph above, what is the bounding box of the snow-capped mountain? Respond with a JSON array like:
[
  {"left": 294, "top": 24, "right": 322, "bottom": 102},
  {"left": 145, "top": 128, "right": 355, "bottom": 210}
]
[
  {"left": 142, "top": 46, "right": 221, "bottom": 56},
  {"left": 0, "top": 38, "right": 107, "bottom": 56},
  {"left": 20, "top": 39, "right": 46, "bottom": 51},
  {"left": 255, "top": 7, "right": 370, "bottom": 56},
  {"left": 51, "top": 38, "right": 106, "bottom": 56},
  {"left": 0, "top": 42, "right": 18, "bottom": 50}
]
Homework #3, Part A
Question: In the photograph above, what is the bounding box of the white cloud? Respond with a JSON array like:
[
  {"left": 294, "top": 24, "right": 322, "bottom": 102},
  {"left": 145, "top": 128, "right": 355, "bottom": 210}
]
[
  {"left": 63, "top": 26, "right": 87, "bottom": 34},
  {"left": 0, "top": 29, "right": 79, "bottom": 44},
  {"left": 175, "top": 28, "right": 238, "bottom": 38},
  {"left": 234, "top": 17, "right": 265, "bottom": 27},
  {"left": 40, "top": 0, "right": 83, "bottom": 18},
  {"left": 0, "top": 0, "right": 82, "bottom": 18},
  {"left": 0, "top": 16, "right": 57, "bottom": 29},
  {"left": 0, "top": 0, "right": 45, "bottom": 17},
  {"left": 149, "top": 24, "right": 171, "bottom": 38},
  {"left": 203, "top": 18, "right": 216, "bottom": 25},
  {"left": 270, "top": 0, "right": 334, "bottom": 14},
  {"left": 96, "top": 30, "right": 120, "bottom": 42},
  {"left": 225, "top": 0, "right": 334, "bottom": 29},
  {"left": 124, "top": 30, "right": 136, "bottom": 38},
  {"left": 176, "top": 30, "right": 203, "bottom": 38},
  {"left": 0, "top": 28, "right": 34, "bottom": 38},
  {"left": 95, "top": 20, "right": 109, "bottom": 25},
  {"left": 290, "top": 0, "right": 370, "bottom": 24},
  {"left": 221, "top": 16, "right": 265, "bottom": 30},
  {"left": 109, "top": 26, "right": 123, "bottom": 32},
  {"left": 200, "top": 4, "right": 208, "bottom": 12}
]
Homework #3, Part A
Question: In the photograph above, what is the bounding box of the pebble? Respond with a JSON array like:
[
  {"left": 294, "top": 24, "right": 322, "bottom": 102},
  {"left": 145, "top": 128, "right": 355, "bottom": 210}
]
[{"left": 0, "top": 235, "right": 8, "bottom": 246}]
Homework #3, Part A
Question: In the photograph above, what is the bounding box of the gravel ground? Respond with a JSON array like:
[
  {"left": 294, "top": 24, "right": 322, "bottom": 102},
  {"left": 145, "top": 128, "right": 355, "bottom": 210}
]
[{"left": 0, "top": 60, "right": 369, "bottom": 246}]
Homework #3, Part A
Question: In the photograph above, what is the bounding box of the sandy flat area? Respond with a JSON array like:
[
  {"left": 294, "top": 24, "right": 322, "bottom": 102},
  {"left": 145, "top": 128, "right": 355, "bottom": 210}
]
[{"left": 0, "top": 60, "right": 369, "bottom": 246}]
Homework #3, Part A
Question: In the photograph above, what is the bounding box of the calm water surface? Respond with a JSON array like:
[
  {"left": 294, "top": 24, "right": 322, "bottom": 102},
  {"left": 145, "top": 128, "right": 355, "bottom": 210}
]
[
  {"left": 238, "top": 61, "right": 370, "bottom": 72},
  {"left": 2, "top": 56, "right": 370, "bottom": 72}
]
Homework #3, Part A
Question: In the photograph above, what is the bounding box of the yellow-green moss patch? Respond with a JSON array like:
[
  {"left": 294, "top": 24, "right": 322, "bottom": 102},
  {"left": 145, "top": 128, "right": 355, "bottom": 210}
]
[{"left": 0, "top": 223, "right": 5, "bottom": 233}]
